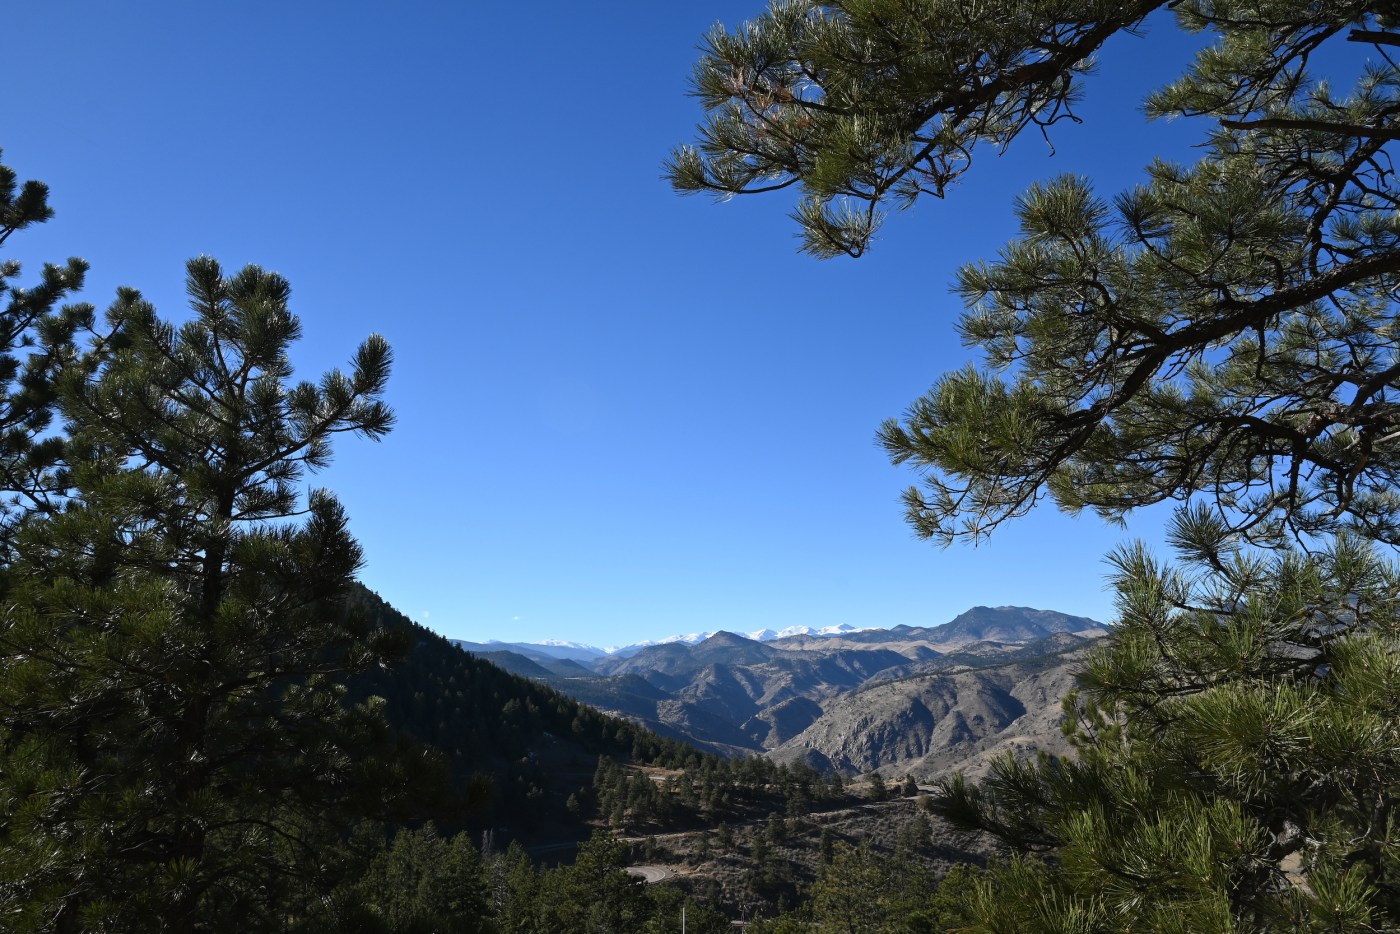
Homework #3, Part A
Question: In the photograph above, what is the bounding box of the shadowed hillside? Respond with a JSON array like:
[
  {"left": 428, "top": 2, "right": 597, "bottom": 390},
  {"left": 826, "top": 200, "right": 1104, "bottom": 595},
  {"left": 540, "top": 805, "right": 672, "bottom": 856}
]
[{"left": 343, "top": 586, "right": 716, "bottom": 842}]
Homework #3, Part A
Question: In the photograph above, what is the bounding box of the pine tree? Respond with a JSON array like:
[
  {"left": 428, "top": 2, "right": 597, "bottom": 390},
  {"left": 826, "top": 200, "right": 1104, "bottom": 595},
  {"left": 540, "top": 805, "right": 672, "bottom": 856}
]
[
  {"left": 493, "top": 841, "right": 540, "bottom": 931},
  {"left": 674, "top": 2, "right": 1400, "bottom": 929},
  {"left": 0, "top": 150, "right": 90, "bottom": 551},
  {"left": 667, "top": 0, "right": 1161, "bottom": 259},
  {"left": 694, "top": 829, "right": 714, "bottom": 863},
  {"left": 0, "top": 256, "right": 427, "bottom": 931},
  {"left": 349, "top": 824, "right": 492, "bottom": 933},
  {"left": 867, "top": 770, "right": 887, "bottom": 801},
  {"left": 818, "top": 826, "right": 834, "bottom": 866},
  {"left": 937, "top": 528, "right": 1400, "bottom": 928},
  {"left": 806, "top": 842, "right": 938, "bottom": 933},
  {"left": 529, "top": 831, "right": 650, "bottom": 933},
  {"left": 672, "top": 1, "right": 1400, "bottom": 551}
]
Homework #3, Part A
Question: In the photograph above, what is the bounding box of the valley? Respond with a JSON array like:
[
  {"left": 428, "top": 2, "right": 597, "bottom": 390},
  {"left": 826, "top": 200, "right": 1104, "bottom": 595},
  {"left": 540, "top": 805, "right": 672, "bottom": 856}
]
[
  {"left": 337, "top": 595, "right": 1106, "bottom": 923},
  {"left": 456, "top": 606, "right": 1106, "bottom": 779}
]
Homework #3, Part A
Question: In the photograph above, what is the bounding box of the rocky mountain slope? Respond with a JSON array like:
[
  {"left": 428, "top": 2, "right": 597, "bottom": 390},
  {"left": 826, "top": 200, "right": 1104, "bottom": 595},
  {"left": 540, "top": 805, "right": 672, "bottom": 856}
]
[
  {"left": 461, "top": 606, "right": 1107, "bottom": 775},
  {"left": 768, "top": 641, "right": 1088, "bottom": 779}
]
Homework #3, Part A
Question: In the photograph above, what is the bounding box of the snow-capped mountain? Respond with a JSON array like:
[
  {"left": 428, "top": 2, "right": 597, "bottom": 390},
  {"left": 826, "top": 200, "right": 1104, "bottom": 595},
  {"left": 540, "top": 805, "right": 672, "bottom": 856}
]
[
  {"left": 455, "top": 623, "right": 880, "bottom": 662},
  {"left": 452, "top": 639, "right": 608, "bottom": 662},
  {"left": 770, "top": 623, "right": 872, "bottom": 639},
  {"left": 459, "top": 606, "right": 1108, "bottom": 780},
  {"left": 600, "top": 623, "right": 878, "bottom": 656}
]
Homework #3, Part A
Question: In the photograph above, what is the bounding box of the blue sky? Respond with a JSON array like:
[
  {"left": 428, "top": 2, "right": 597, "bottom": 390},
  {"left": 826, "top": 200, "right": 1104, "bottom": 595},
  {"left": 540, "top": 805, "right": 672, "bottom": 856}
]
[{"left": 8, "top": 2, "right": 1217, "bottom": 646}]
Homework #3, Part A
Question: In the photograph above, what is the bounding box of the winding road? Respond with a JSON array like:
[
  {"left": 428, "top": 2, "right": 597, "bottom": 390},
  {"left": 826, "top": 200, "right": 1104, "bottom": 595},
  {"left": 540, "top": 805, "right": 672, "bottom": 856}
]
[{"left": 625, "top": 865, "right": 672, "bottom": 884}]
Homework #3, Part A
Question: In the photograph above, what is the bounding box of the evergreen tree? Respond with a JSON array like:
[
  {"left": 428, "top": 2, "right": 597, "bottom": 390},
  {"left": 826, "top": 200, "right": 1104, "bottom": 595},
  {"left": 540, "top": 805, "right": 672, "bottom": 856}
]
[
  {"left": 0, "top": 150, "right": 90, "bottom": 551},
  {"left": 492, "top": 842, "right": 539, "bottom": 932},
  {"left": 528, "top": 831, "right": 651, "bottom": 933},
  {"left": 672, "top": 1, "right": 1400, "bottom": 551},
  {"left": 895, "top": 811, "right": 932, "bottom": 858},
  {"left": 818, "top": 827, "right": 835, "bottom": 866},
  {"left": 674, "top": 1, "right": 1400, "bottom": 929},
  {"left": 667, "top": 0, "right": 1165, "bottom": 258},
  {"left": 694, "top": 829, "right": 714, "bottom": 863},
  {"left": 866, "top": 771, "right": 887, "bottom": 801},
  {"left": 806, "top": 843, "right": 939, "bottom": 933},
  {"left": 349, "top": 824, "right": 493, "bottom": 933},
  {"left": 938, "top": 529, "right": 1400, "bottom": 928},
  {"left": 0, "top": 256, "right": 426, "bottom": 931}
]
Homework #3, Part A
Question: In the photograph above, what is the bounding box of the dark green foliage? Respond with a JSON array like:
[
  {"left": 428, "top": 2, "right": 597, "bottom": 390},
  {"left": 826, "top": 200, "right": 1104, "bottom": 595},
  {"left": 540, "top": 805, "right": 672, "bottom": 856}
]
[
  {"left": 675, "top": 2, "right": 1400, "bottom": 930},
  {"left": 344, "top": 826, "right": 734, "bottom": 933},
  {"left": 345, "top": 586, "right": 705, "bottom": 835},
  {"left": 0, "top": 152, "right": 747, "bottom": 932},
  {"left": 528, "top": 832, "right": 651, "bottom": 932},
  {"left": 750, "top": 844, "right": 976, "bottom": 933},
  {"left": 867, "top": 771, "right": 887, "bottom": 801},
  {"left": 590, "top": 751, "right": 850, "bottom": 834},
  {"left": 936, "top": 530, "right": 1400, "bottom": 929},
  {"left": 676, "top": 2, "right": 1400, "bottom": 553},
  {"left": 696, "top": 828, "right": 715, "bottom": 862},
  {"left": 490, "top": 842, "right": 538, "bottom": 932},
  {"left": 489, "top": 830, "right": 730, "bottom": 934},
  {"left": 0, "top": 226, "right": 713, "bottom": 926},
  {"left": 879, "top": 149, "right": 1400, "bottom": 548},
  {"left": 922, "top": 863, "right": 980, "bottom": 930},
  {"left": 345, "top": 824, "right": 493, "bottom": 933},
  {"left": 895, "top": 810, "right": 932, "bottom": 859},
  {"left": 0, "top": 150, "right": 89, "bottom": 552},
  {"left": 0, "top": 257, "right": 426, "bottom": 931},
  {"left": 807, "top": 844, "right": 941, "bottom": 933},
  {"left": 667, "top": 1, "right": 1158, "bottom": 258},
  {"left": 638, "top": 882, "right": 732, "bottom": 934}
]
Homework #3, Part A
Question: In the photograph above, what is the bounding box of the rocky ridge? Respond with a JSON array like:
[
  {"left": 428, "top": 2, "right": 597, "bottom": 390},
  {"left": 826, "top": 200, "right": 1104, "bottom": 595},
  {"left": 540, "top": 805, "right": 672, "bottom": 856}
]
[{"left": 457, "top": 606, "right": 1107, "bottom": 777}]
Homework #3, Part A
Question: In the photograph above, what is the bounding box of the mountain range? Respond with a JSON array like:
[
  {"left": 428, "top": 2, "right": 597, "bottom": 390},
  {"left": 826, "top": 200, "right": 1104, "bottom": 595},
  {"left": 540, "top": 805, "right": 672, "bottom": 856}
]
[
  {"left": 455, "top": 622, "right": 878, "bottom": 661},
  {"left": 455, "top": 606, "right": 1108, "bottom": 777}
]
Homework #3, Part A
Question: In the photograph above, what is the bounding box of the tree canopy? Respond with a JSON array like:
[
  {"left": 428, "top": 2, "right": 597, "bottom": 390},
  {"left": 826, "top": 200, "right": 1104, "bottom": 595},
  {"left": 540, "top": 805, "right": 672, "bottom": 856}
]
[
  {"left": 0, "top": 151, "right": 90, "bottom": 550},
  {"left": 674, "top": 1, "right": 1400, "bottom": 929},
  {"left": 937, "top": 531, "right": 1400, "bottom": 929},
  {"left": 0, "top": 150, "right": 743, "bottom": 932},
  {"left": 671, "top": 0, "right": 1400, "bottom": 551},
  {"left": 0, "top": 207, "right": 427, "bottom": 928}
]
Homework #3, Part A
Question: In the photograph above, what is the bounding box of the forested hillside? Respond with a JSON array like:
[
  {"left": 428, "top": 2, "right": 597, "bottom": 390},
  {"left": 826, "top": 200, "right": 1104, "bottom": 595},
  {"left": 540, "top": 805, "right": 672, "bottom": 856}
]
[
  {"left": 0, "top": 151, "right": 737, "bottom": 929},
  {"left": 8, "top": 0, "right": 1400, "bottom": 927},
  {"left": 344, "top": 585, "right": 710, "bottom": 837}
]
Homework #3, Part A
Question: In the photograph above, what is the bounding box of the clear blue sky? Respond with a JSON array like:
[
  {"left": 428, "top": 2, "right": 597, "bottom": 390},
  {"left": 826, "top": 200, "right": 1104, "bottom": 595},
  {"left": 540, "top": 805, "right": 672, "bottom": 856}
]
[{"left": 8, "top": 2, "right": 1213, "bottom": 647}]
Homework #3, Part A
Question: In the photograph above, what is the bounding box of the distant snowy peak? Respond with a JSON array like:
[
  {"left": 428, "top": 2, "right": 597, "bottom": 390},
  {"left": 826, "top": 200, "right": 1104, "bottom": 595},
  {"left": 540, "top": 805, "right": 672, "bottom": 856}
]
[
  {"left": 478, "top": 639, "right": 607, "bottom": 661},
  {"left": 464, "top": 611, "right": 1099, "bottom": 663},
  {"left": 531, "top": 639, "right": 605, "bottom": 652},
  {"left": 463, "top": 624, "right": 883, "bottom": 661},
  {"left": 600, "top": 632, "right": 710, "bottom": 656},
  {"left": 600, "top": 623, "right": 874, "bottom": 655},
  {"left": 771, "top": 623, "right": 871, "bottom": 639}
]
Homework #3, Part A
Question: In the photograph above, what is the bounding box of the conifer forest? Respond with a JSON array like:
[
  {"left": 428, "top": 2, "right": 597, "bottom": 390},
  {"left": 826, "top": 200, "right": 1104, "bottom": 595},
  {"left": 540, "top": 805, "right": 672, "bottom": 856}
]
[{"left": 5, "top": 1, "right": 1400, "bottom": 931}]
